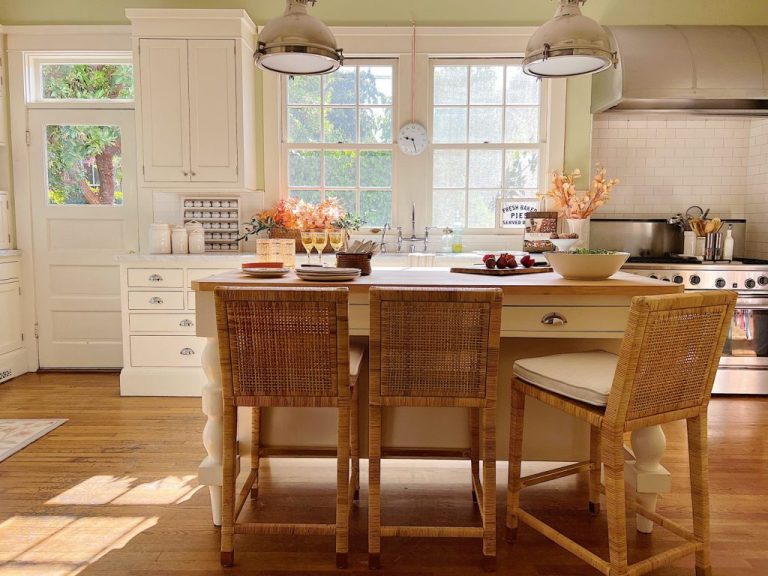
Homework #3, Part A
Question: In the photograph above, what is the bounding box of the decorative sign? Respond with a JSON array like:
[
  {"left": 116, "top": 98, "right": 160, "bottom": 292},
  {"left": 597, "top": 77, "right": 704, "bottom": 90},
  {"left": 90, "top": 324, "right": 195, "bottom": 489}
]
[
  {"left": 499, "top": 200, "right": 540, "bottom": 228},
  {"left": 523, "top": 211, "right": 559, "bottom": 253}
]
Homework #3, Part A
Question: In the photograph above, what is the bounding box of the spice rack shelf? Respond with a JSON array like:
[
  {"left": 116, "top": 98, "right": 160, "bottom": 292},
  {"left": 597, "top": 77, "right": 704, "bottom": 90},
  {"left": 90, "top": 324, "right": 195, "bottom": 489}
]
[{"left": 183, "top": 197, "right": 241, "bottom": 252}]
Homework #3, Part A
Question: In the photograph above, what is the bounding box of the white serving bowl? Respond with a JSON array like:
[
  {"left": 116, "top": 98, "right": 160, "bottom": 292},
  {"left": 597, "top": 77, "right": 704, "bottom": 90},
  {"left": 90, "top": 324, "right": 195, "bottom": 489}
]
[
  {"left": 549, "top": 238, "right": 579, "bottom": 252},
  {"left": 544, "top": 251, "right": 630, "bottom": 280}
]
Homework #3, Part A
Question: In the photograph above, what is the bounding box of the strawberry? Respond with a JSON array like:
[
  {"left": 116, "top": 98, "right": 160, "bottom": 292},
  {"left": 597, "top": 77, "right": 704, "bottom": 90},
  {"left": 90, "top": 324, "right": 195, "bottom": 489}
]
[
  {"left": 482, "top": 254, "right": 495, "bottom": 263},
  {"left": 520, "top": 255, "right": 535, "bottom": 268},
  {"left": 484, "top": 257, "right": 497, "bottom": 269}
]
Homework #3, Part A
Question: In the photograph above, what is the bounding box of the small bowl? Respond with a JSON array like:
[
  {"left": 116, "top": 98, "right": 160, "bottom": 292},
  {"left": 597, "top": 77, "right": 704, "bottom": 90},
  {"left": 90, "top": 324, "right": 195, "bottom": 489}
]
[
  {"left": 544, "top": 251, "right": 630, "bottom": 280},
  {"left": 242, "top": 262, "right": 285, "bottom": 269}
]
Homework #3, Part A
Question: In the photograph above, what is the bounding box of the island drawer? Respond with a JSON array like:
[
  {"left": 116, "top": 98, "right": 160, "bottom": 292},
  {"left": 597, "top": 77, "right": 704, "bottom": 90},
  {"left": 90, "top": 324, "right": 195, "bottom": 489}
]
[
  {"left": 130, "top": 335, "right": 205, "bottom": 367},
  {"left": 128, "top": 290, "right": 185, "bottom": 310},
  {"left": 128, "top": 268, "right": 184, "bottom": 288},
  {"left": 0, "top": 262, "right": 20, "bottom": 281},
  {"left": 129, "top": 313, "right": 197, "bottom": 333},
  {"left": 502, "top": 306, "right": 629, "bottom": 334}
]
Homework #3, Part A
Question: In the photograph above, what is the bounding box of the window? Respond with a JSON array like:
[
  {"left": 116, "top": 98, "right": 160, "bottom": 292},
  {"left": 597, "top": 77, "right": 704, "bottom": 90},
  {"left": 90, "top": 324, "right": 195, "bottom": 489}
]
[
  {"left": 431, "top": 61, "right": 546, "bottom": 230},
  {"left": 283, "top": 61, "right": 396, "bottom": 227},
  {"left": 27, "top": 53, "right": 134, "bottom": 103}
]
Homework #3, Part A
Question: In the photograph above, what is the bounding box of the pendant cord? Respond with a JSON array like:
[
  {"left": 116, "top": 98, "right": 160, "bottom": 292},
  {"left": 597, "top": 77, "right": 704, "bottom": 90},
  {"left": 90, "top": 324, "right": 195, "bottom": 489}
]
[{"left": 411, "top": 22, "right": 416, "bottom": 124}]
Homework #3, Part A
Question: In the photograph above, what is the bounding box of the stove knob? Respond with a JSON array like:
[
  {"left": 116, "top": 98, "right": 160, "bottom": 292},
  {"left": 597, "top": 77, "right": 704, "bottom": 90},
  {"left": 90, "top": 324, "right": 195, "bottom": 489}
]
[
  {"left": 745, "top": 278, "right": 756, "bottom": 289},
  {"left": 759, "top": 276, "right": 768, "bottom": 286},
  {"left": 715, "top": 278, "right": 726, "bottom": 289},
  {"left": 672, "top": 274, "right": 684, "bottom": 284},
  {"left": 661, "top": 277, "right": 671, "bottom": 282},
  {"left": 649, "top": 274, "right": 658, "bottom": 280},
  {"left": 690, "top": 274, "right": 701, "bottom": 285}
]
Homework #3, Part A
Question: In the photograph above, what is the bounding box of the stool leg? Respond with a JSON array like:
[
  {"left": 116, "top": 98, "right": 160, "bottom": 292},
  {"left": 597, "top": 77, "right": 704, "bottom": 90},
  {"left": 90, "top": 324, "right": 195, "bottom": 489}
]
[
  {"left": 589, "top": 425, "right": 601, "bottom": 515},
  {"left": 220, "top": 403, "right": 237, "bottom": 567},
  {"left": 250, "top": 407, "right": 260, "bottom": 500},
  {"left": 368, "top": 404, "right": 382, "bottom": 570},
  {"left": 470, "top": 408, "right": 480, "bottom": 505},
  {"left": 603, "top": 427, "right": 629, "bottom": 576},
  {"left": 687, "top": 414, "right": 712, "bottom": 576},
  {"left": 336, "top": 401, "right": 351, "bottom": 569},
  {"left": 351, "top": 384, "right": 360, "bottom": 502},
  {"left": 482, "top": 406, "right": 496, "bottom": 572},
  {"left": 505, "top": 388, "right": 525, "bottom": 544}
]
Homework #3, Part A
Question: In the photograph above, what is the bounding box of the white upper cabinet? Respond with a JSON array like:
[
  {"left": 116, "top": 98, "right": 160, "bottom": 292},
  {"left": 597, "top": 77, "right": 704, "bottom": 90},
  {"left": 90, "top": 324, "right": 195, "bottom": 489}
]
[
  {"left": 140, "top": 38, "right": 237, "bottom": 183},
  {"left": 129, "top": 9, "right": 256, "bottom": 189}
]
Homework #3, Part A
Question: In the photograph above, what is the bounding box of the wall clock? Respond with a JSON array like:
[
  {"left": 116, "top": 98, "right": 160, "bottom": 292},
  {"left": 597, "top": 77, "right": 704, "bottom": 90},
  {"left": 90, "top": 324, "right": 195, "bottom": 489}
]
[{"left": 397, "top": 122, "right": 428, "bottom": 156}]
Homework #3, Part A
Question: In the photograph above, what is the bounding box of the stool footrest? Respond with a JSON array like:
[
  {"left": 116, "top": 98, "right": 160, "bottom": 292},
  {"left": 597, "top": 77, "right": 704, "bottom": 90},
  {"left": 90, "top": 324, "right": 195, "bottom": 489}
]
[
  {"left": 521, "top": 461, "right": 591, "bottom": 488},
  {"left": 234, "top": 523, "right": 336, "bottom": 536},
  {"left": 381, "top": 525, "right": 484, "bottom": 538}
]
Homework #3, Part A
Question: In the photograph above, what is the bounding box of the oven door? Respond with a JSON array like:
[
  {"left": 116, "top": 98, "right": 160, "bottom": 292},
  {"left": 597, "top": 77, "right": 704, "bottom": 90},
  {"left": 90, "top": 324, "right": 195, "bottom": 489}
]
[{"left": 720, "top": 296, "right": 768, "bottom": 368}]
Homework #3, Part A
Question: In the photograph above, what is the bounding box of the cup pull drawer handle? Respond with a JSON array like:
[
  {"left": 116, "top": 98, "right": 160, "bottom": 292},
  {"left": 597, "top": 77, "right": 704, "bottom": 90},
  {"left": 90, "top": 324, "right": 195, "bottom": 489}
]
[
  {"left": 179, "top": 319, "right": 194, "bottom": 327},
  {"left": 149, "top": 297, "right": 164, "bottom": 305},
  {"left": 541, "top": 312, "right": 567, "bottom": 325},
  {"left": 180, "top": 347, "right": 195, "bottom": 356},
  {"left": 148, "top": 274, "right": 163, "bottom": 282}
]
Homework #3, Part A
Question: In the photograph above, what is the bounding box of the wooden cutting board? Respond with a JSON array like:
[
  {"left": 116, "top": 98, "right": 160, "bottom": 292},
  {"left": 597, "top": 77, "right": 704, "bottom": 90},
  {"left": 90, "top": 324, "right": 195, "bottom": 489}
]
[{"left": 450, "top": 265, "right": 553, "bottom": 276}]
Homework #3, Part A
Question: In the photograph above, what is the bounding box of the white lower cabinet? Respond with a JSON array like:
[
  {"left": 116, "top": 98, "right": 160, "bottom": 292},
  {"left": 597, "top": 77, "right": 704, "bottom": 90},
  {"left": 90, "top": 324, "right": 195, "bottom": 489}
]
[
  {"left": 118, "top": 257, "right": 245, "bottom": 396},
  {"left": 0, "top": 254, "right": 28, "bottom": 384}
]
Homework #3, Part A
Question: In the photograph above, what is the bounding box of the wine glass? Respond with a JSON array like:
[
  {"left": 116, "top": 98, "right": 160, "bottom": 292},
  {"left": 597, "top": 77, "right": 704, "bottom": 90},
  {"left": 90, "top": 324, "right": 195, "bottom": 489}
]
[
  {"left": 313, "top": 231, "right": 328, "bottom": 265},
  {"left": 300, "top": 231, "right": 314, "bottom": 265},
  {"left": 328, "top": 230, "right": 345, "bottom": 255}
]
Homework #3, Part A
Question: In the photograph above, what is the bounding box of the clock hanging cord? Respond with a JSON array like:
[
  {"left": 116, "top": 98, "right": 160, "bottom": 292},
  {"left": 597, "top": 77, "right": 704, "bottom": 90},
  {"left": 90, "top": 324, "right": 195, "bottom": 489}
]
[{"left": 410, "top": 22, "right": 416, "bottom": 124}]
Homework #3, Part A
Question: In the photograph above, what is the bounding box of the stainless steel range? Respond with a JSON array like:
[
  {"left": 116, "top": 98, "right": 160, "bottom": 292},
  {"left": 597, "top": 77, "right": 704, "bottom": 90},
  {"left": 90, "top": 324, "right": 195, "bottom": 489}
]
[{"left": 623, "top": 257, "right": 768, "bottom": 395}]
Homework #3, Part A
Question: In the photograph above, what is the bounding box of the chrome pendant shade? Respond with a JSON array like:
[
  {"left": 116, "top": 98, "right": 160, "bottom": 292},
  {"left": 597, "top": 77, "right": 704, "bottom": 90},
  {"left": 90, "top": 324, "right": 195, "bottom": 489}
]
[
  {"left": 255, "top": 0, "right": 343, "bottom": 75},
  {"left": 523, "top": 0, "right": 617, "bottom": 78}
]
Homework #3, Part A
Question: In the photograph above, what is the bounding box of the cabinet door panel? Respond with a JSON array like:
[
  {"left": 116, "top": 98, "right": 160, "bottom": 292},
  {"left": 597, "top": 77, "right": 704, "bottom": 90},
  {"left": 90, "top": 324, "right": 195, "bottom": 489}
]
[
  {"left": 188, "top": 40, "right": 238, "bottom": 182},
  {"left": 0, "top": 192, "right": 10, "bottom": 250},
  {"left": 140, "top": 39, "right": 191, "bottom": 182},
  {"left": 0, "top": 281, "right": 22, "bottom": 355}
]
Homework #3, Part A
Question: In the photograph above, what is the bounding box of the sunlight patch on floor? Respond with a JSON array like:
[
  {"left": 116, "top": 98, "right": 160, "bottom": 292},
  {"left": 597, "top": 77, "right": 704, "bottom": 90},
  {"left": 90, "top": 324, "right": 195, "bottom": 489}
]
[
  {"left": 46, "top": 475, "right": 200, "bottom": 506},
  {"left": 0, "top": 515, "right": 158, "bottom": 576}
]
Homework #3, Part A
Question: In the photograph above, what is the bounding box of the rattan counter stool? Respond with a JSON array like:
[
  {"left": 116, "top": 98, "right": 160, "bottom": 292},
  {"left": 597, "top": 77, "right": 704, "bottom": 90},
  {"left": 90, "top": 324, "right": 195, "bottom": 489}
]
[
  {"left": 368, "top": 287, "right": 503, "bottom": 572},
  {"left": 215, "top": 286, "right": 365, "bottom": 569},
  {"left": 506, "top": 291, "right": 736, "bottom": 576}
]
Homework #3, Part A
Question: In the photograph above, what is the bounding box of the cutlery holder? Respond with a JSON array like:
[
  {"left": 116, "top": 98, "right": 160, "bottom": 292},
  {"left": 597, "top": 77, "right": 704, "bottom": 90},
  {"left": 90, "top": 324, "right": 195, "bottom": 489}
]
[{"left": 336, "top": 252, "right": 372, "bottom": 275}]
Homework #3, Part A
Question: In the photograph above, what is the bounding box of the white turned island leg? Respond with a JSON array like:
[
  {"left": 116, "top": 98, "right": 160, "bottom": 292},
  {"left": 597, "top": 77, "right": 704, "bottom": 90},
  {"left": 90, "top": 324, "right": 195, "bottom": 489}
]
[
  {"left": 198, "top": 337, "right": 224, "bottom": 526},
  {"left": 626, "top": 425, "right": 671, "bottom": 534}
]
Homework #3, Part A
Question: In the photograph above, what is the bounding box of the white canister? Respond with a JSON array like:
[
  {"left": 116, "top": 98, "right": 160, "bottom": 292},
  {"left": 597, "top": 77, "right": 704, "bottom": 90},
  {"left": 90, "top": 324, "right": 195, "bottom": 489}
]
[
  {"left": 171, "top": 226, "right": 189, "bottom": 254},
  {"left": 148, "top": 223, "right": 171, "bottom": 254},
  {"left": 683, "top": 231, "right": 696, "bottom": 257},
  {"left": 188, "top": 228, "right": 205, "bottom": 254}
]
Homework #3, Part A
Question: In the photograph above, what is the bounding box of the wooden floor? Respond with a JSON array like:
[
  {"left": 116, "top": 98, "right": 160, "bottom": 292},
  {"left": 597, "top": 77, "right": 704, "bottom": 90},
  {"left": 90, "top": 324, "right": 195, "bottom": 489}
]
[{"left": 1, "top": 372, "right": 767, "bottom": 576}]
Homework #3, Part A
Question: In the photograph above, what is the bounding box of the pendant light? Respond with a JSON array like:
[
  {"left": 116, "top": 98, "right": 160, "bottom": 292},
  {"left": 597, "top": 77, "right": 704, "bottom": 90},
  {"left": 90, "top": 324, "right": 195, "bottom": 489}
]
[
  {"left": 255, "top": 0, "right": 343, "bottom": 75},
  {"left": 523, "top": 0, "right": 617, "bottom": 78}
]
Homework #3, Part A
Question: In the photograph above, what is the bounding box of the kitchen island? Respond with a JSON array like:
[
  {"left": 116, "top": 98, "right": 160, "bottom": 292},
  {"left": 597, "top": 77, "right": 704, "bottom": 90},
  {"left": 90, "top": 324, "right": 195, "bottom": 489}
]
[{"left": 193, "top": 268, "right": 682, "bottom": 530}]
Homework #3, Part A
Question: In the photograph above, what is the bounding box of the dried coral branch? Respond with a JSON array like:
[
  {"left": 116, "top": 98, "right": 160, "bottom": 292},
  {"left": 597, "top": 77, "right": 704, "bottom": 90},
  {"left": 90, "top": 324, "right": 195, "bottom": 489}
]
[{"left": 540, "top": 165, "right": 619, "bottom": 219}]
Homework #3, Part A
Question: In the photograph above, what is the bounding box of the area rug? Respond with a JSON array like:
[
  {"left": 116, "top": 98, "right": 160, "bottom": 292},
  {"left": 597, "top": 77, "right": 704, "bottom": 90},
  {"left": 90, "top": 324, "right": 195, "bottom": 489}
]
[{"left": 0, "top": 419, "right": 67, "bottom": 462}]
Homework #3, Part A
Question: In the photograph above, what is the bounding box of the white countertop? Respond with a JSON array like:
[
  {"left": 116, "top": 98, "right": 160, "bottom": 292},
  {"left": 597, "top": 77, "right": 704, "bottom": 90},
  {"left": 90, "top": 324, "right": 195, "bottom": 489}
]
[{"left": 115, "top": 253, "right": 254, "bottom": 262}]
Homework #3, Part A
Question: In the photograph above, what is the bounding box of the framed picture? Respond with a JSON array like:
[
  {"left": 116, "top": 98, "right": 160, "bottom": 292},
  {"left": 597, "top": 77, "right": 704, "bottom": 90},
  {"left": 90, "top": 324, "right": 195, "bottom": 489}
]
[
  {"left": 523, "top": 211, "right": 558, "bottom": 253},
  {"left": 498, "top": 199, "right": 541, "bottom": 228}
]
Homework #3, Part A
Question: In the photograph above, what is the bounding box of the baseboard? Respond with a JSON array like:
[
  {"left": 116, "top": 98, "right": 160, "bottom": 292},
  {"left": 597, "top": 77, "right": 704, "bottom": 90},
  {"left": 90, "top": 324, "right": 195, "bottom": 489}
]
[
  {"left": 0, "top": 348, "right": 30, "bottom": 385},
  {"left": 119, "top": 366, "right": 206, "bottom": 397}
]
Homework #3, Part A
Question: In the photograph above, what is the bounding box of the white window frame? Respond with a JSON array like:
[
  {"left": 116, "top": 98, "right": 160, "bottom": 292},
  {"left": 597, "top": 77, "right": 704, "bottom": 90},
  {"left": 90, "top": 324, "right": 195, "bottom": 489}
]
[
  {"left": 280, "top": 58, "right": 398, "bottom": 226},
  {"left": 262, "top": 26, "right": 566, "bottom": 237},
  {"left": 429, "top": 57, "right": 549, "bottom": 233},
  {"left": 25, "top": 51, "right": 135, "bottom": 109}
]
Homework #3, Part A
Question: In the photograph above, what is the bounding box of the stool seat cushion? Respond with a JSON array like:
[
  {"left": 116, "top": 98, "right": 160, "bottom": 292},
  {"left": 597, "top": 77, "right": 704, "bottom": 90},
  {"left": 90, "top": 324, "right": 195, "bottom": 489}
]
[{"left": 513, "top": 351, "right": 617, "bottom": 406}]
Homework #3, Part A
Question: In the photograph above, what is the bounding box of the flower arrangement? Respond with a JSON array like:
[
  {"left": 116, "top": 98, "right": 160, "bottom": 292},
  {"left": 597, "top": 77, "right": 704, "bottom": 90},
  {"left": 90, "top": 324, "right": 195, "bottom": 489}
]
[
  {"left": 541, "top": 165, "right": 620, "bottom": 219},
  {"left": 239, "top": 197, "right": 365, "bottom": 240}
]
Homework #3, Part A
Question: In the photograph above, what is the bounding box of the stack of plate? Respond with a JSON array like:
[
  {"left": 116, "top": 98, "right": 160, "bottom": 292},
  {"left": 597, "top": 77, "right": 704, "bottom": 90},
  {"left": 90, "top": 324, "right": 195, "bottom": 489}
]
[
  {"left": 295, "top": 267, "right": 362, "bottom": 282},
  {"left": 241, "top": 267, "right": 290, "bottom": 278}
]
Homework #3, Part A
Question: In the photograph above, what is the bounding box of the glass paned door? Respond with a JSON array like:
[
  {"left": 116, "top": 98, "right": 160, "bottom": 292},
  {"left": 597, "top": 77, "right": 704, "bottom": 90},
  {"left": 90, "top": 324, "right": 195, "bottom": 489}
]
[{"left": 46, "top": 124, "right": 124, "bottom": 206}]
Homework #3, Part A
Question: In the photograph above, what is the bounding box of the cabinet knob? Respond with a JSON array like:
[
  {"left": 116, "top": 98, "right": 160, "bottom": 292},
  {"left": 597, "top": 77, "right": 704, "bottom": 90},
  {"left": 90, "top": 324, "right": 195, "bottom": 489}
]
[
  {"left": 179, "top": 319, "right": 194, "bottom": 327},
  {"left": 182, "top": 170, "right": 189, "bottom": 176},
  {"left": 149, "top": 296, "right": 164, "bottom": 305},
  {"left": 180, "top": 347, "right": 195, "bottom": 356},
  {"left": 191, "top": 171, "right": 197, "bottom": 176},
  {"left": 541, "top": 312, "right": 567, "bottom": 325},
  {"left": 148, "top": 274, "right": 163, "bottom": 282}
]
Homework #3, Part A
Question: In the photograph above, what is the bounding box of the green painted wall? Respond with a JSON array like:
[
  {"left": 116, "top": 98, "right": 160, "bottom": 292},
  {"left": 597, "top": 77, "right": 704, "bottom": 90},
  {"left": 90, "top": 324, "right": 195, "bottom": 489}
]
[{"left": 3, "top": 0, "right": 766, "bottom": 181}]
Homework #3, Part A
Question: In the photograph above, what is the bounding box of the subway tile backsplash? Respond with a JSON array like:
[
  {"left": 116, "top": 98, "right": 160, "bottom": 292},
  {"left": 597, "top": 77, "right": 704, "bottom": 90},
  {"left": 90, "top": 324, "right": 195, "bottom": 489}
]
[
  {"left": 591, "top": 114, "right": 751, "bottom": 219},
  {"left": 591, "top": 113, "right": 768, "bottom": 260}
]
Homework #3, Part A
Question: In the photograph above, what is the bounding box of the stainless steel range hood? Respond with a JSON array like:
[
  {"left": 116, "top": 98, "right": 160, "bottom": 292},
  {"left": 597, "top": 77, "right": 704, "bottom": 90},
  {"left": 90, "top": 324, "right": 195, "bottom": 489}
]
[{"left": 591, "top": 26, "right": 768, "bottom": 115}]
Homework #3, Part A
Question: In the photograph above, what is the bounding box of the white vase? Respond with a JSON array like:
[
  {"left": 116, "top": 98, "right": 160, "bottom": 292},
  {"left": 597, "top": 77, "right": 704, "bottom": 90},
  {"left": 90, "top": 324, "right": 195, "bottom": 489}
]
[{"left": 566, "top": 218, "right": 590, "bottom": 249}]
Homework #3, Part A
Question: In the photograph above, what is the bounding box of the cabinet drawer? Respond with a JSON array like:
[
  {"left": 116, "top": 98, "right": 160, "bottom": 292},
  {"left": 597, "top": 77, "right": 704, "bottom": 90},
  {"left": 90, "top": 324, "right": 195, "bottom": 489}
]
[
  {"left": 0, "top": 261, "right": 20, "bottom": 281},
  {"left": 129, "top": 313, "right": 197, "bottom": 333},
  {"left": 128, "top": 268, "right": 184, "bottom": 288},
  {"left": 128, "top": 290, "right": 185, "bottom": 310},
  {"left": 187, "top": 291, "right": 196, "bottom": 310},
  {"left": 502, "top": 306, "right": 629, "bottom": 334},
  {"left": 130, "top": 335, "right": 205, "bottom": 367}
]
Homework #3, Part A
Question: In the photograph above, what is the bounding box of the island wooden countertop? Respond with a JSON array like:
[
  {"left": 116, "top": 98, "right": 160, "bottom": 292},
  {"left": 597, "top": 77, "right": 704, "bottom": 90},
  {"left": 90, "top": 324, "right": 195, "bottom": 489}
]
[{"left": 192, "top": 268, "right": 683, "bottom": 297}]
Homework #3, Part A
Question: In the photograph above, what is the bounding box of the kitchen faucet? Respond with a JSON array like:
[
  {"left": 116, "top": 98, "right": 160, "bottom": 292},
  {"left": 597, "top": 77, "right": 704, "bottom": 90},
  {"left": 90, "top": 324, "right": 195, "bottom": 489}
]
[{"left": 397, "top": 202, "right": 431, "bottom": 252}]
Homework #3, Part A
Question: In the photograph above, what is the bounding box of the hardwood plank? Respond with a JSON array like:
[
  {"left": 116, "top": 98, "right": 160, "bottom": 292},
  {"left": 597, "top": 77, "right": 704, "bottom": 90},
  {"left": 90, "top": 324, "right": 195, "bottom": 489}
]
[{"left": 0, "top": 372, "right": 766, "bottom": 575}]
